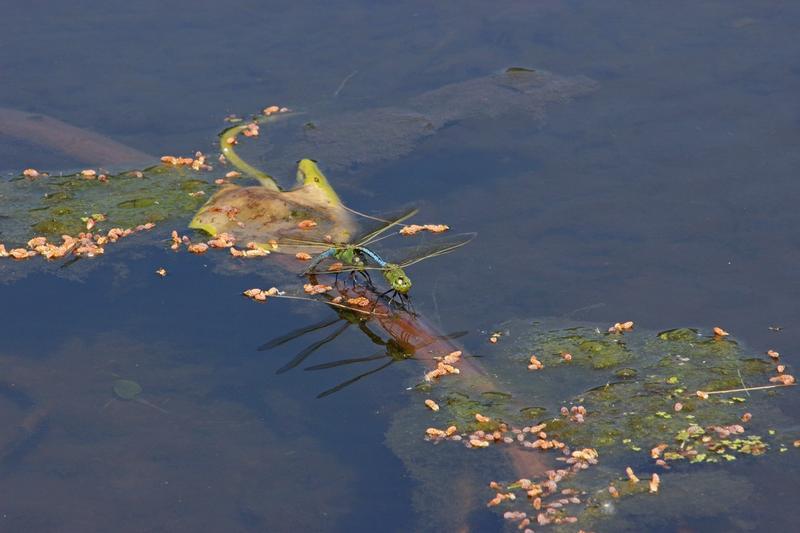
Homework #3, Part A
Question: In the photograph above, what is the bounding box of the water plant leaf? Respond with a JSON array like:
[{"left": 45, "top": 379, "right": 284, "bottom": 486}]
[
  {"left": 113, "top": 379, "right": 143, "bottom": 400},
  {"left": 187, "top": 184, "right": 357, "bottom": 249}
]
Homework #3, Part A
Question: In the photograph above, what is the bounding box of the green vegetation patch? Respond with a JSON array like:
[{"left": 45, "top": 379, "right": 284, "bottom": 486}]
[
  {"left": 0, "top": 165, "right": 209, "bottom": 245},
  {"left": 387, "top": 318, "right": 797, "bottom": 531}
]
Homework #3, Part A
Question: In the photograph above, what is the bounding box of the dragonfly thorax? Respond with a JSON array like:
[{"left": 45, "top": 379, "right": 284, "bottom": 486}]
[{"left": 334, "top": 246, "right": 366, "bottom": 267}]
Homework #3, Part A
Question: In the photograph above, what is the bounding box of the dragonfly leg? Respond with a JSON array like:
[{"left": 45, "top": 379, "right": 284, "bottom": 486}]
[
  {"left": 361, "top": 270, "right": 373, "bottom": 286},
  {"left": 399, "top": 293, "right": 416, "bottom": 315},
  {"left": 383, "top": 290, "right": 414, "bottom": 314},
  {"left": 370, "top": 288, "right": 394, "bottom": 313}
]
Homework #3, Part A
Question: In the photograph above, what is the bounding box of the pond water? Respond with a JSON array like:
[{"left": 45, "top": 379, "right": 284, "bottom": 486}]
[{"left": 1, "top": 1, "right": 799, "bottom": 531}]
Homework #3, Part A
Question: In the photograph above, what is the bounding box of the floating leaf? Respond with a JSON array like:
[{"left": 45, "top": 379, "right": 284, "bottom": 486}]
[
  {"left": 188, "top": 185, "right": 357, "bottom": 250},
  {"left": 113, "top": 379, "right": 143, "bottom": 400},
  {"left": 519, "top": 406, "right": 547, "bottom": 419}
]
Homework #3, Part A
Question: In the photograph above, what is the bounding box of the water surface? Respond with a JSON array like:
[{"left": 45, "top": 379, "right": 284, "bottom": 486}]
[{"left": 1, "top": 1, "right": 799, "bottom": 531}]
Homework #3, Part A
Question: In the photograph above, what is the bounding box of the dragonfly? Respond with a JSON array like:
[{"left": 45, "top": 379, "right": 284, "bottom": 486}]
[
  {"left": 278, "top": 205, "right": 476, "bottom": 299},
  {"left": 313, "top": 230, "right": 476, "bottom": 303},
  {"left": 301, "top": 205, "right": 419, "bottom": 278}
]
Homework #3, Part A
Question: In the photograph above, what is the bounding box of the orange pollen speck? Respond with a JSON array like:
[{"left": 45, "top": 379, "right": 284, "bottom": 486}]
[
  {"left": 298, "top": 220, "right": 318, "bottom": 229},
  {"left": 346, "top": 296, "right": 370, "bottom": 307},
  {"left": 625, "top": 467, "right": 640, "bottom": 483}
]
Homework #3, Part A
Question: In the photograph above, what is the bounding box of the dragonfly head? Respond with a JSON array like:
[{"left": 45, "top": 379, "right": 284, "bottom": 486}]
[
  {"left": 296, "top": 159, "right": 342, "bottom": 206},
  {"left": 384, "top": 265, "right": 412, "bottom": 294}
]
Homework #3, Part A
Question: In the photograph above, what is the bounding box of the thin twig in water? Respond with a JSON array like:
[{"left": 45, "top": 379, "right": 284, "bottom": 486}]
[
  {"left": 431, "top": 275, "right": 442, "bottom": 328},
  {"left": 564, "top": 302, "right": 605, "bottom": 318},
  {"left": 704, "top": 383, "right": 795, "bottom": 395},
  {"left": 737, "top": 369, "right": 751, "bottom": 397},
  {"left": 333, "top": 70, "right": 358, "bottom": 98}
]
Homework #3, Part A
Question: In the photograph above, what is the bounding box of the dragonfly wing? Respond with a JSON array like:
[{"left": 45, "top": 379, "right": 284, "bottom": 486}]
[
  {"left": 345, "top": 205, "right": 419, "bottom": 246},
  {"left": 301, "top": 233, "right": 475, "bottom": 275},
  {"left": 391, "top": 232, "right": 477, "bottom": 268},
  {"left": 264, "top": 205, "right": 419, "bottom": 258},
  {"left": 308, "top": 234, "right": 475, "bottom": 275}
]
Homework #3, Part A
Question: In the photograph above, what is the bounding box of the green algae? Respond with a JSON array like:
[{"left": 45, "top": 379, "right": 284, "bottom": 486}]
[
  {"left": 532, "top": 332, "right": 632, "bottom": 369},
  {"left": 385, "top": 318, "right": 797, "bottom": 532},
  {"left": 0, "top": 165, "right": 209, "bottom": 245},
  {"left": 442, "top": 391, "right": 510, "bottom": 433},
  {"left": 519, "top": 406, "right": 547, "bottom": 419}
]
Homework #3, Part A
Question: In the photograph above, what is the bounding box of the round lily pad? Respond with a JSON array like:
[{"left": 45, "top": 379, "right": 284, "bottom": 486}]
[
  {"left": 113, "top": 379, "right": 143, "bottom": 400},
  {"left": 519, "top": 406, "right": 547, "bottom": 419}
]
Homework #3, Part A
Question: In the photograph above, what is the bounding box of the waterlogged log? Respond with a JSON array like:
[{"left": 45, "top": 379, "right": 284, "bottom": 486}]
[
  {"left": 1, "top": 68, "right": 595, "bottom": 179},
  {"left": 271, "top": 67, "right": 596, "bottom": 173},
  {"left": 0, "top": 108, "right": 153, "bottom": 169}
]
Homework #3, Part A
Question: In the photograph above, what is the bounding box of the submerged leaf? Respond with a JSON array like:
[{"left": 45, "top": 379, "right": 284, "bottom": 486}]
[{"left": 113, "top": 379, "right": 143, "bottom": 400}]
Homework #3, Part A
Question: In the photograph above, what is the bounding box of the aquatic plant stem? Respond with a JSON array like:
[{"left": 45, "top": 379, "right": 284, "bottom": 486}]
[
  {"left": 333, "top": 70, "right": 358, "bottom": 98},
  {"left": 704, "top": 383, "right": 795, "bottom": 395},
  {"left": 219, "top": 122, "right": 280, "bottom": 190}
]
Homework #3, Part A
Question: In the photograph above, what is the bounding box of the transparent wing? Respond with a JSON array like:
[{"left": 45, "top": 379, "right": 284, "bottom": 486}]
[
  {"left": 344, "top": 205, "right": 419, "bottom": 246},
  {"left": 394, "top": 232, "right": 476, "bottom": 268},
  {"left": 268, "top": 205, "right": 419, "bottom": 250},
  {"left": 311, "top": 232, "right": 476, "bottom": 274}
]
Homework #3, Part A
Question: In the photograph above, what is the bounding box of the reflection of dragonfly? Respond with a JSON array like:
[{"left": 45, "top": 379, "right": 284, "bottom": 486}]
[
  {"left": 281, "top": 206, "right": 476, "bottom": 299},
  {"left": 258, "top": 304, "right": 467, "bottom": 398},
  {"left": 258, "top": 304, "right": 383, "bottom": 375}
]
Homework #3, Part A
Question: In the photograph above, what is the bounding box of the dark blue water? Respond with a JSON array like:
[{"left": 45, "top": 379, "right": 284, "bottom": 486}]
[{"left": 1, "top": 1, "right": 799, "bottom": 531}]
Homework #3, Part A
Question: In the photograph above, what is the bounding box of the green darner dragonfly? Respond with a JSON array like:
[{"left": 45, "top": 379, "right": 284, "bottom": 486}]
[
  {"left": 278, "top": 206, "right": 476, "bottom": 298},
  {"left": 299, "top": 204, "right": 420, "bottom": 276}
]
